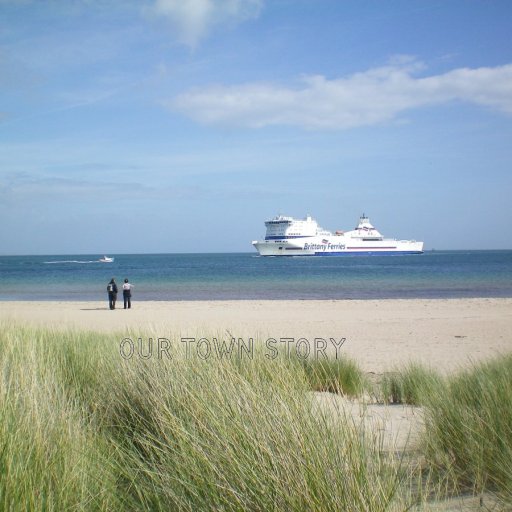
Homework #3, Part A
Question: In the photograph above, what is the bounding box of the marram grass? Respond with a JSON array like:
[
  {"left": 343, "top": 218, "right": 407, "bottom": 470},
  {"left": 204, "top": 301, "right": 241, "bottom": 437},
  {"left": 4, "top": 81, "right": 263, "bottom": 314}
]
[
  {"left": 1, "top": 323, "right": 512, "bottom": 511},
  {"left": 0, "top": 326, "right": 120, "bottom": 511},
  {"left": 378, "top": 363, "right": 444, "bottom": 406},
  {"left": 104, "top": 355, "right": 405, "bottom": 511},
  {"left": 422, "top": 354, "right": 512, "bottom": 502},
  {"left": 0, "top": 324, "right": 407, "bottom": 512},
  {"left": 298, "top": 355, "right": 367, "bottom": 397},
  {"left": 373, "top": 357, "right": 512, "bottom": 507}
]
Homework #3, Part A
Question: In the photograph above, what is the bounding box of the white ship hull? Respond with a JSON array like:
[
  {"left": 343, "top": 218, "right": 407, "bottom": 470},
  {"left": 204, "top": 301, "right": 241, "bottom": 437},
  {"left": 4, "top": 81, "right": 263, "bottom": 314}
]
[
  {"left": 252, "top": 214, "right": 424, "bottom": 256},
  {"left": 253, "top": 237, "right": 423, "bottom": 256}
]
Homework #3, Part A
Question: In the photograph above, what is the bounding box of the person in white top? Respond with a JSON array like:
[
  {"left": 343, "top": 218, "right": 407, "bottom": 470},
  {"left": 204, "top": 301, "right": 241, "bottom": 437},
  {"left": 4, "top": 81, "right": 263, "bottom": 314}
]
[{"left": 122, "top": 278, "right": 133, "bottom": 309}]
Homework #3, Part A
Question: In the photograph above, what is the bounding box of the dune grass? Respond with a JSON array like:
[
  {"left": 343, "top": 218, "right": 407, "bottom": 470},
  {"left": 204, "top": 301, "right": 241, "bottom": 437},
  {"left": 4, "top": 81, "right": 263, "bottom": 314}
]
[
  {"left": 378, "top": 363, "right": 444, "bottom": 406},
  {"left": 371, "top": 356, "right": 512, "bottom": 506},
  {"left": 0, "top": 326, "right": 120, "bottom": 511},
  {"left": 0, "top": 324, "right": 409, "bottom": 511},
  {"left": 422, "top": 354, "right": 512, "bottom": 502},
  {"left": 297, "top": 355, "right": 367, "bottom": 397},
  {"left": 2, "top": 322, "right": 511, "bottom": 510},
  {"left": 105, "top": 355, "right": 405, "bottom": 511}
]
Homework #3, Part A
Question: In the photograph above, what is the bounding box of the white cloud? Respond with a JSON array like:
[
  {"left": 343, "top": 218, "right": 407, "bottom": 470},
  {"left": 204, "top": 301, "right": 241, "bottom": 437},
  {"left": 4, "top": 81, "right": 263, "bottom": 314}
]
[
  {"left": 149, "top": 0, "right": 263, "bottom": 46},
  {"left": 170, "top": 59, "right": 512, "bottom": 129}
]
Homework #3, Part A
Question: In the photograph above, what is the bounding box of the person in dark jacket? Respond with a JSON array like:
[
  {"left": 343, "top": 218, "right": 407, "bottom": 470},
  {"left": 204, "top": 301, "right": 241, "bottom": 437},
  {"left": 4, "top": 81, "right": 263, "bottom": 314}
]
[
  {"left": 122, "top": 278, "right": 132, "bottom": 309},
  {"left": 107, "top": 278, "right": 118, "bottom": 310}
]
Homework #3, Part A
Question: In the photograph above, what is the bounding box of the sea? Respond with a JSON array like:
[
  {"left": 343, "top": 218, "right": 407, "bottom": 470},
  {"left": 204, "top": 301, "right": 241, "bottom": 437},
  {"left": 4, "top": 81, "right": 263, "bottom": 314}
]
[{"left": 0, "top": 251, "right": 511, "bottom": 301}]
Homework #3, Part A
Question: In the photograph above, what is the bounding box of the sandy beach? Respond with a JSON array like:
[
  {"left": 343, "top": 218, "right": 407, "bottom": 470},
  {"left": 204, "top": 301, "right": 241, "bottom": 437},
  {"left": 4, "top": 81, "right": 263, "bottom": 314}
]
[{"left": 1, "top": 298, "right": 511, "bottom": 373}]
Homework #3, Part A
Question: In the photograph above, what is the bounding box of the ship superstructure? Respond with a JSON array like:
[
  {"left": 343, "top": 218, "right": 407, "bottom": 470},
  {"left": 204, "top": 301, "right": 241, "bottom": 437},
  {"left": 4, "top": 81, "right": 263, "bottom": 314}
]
[{"left": 252, "top": 214, "right": 423, "bottom": 256}]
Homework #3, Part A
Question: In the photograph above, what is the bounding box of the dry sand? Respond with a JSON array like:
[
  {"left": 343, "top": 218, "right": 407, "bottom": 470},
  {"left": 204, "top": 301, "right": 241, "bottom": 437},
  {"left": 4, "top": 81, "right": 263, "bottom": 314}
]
[
  {"left": 1, "top": 298, "right": 511, "bottom": 373},
  {"left": 313, "top": 391, "right": 425, "bottom": 452}
]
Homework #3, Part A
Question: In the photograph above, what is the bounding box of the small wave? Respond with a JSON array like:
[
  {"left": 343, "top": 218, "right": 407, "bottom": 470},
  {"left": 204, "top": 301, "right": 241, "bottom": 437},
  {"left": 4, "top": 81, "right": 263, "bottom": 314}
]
[{"left": 44, "top": 260, "right": 98, "bottom": 264}]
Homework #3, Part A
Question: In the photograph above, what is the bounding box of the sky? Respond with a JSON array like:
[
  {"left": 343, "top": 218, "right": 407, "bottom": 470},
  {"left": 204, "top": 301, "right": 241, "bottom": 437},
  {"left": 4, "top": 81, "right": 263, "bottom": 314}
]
[{"left": 1, "top": 0, "right": 512, "bottom": 254}]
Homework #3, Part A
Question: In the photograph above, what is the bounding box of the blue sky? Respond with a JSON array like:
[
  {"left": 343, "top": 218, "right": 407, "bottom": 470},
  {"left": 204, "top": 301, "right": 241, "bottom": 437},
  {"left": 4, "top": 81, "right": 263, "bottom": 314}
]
[{"left": 1, "top": 0, "right": 511, "bottom": 254}]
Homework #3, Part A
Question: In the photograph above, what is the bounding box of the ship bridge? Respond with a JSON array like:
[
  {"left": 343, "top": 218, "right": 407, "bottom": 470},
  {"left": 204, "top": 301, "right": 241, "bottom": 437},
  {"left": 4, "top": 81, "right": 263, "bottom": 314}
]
[
  {"left": 348, "top": 214, "right": 384, "bottom": 240},
  {"left": 264, "top": 214, "right": 329, "bottom": 240}
]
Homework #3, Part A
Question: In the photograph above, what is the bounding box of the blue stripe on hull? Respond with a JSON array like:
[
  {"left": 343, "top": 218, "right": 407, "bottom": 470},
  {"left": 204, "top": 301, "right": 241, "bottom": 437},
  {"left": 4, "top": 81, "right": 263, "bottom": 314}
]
[
  {"left": 257, "top": 251, "right": 423, "bottom": 256},
  {"left": 312, "top": 250, "right": 423, "bottom": 256}
]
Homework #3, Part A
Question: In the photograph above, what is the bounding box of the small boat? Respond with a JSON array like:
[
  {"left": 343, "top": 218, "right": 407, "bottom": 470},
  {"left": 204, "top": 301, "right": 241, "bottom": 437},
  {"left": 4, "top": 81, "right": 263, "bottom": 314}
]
[{"left": 99, "top": 256, "right": 114, "bottom": 263}]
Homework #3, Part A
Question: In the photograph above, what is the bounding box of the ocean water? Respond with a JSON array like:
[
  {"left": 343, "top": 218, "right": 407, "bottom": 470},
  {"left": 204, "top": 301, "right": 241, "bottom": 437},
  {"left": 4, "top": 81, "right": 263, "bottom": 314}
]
[{"left": 1, "top": 251, "right": 512, "bottom": 301}]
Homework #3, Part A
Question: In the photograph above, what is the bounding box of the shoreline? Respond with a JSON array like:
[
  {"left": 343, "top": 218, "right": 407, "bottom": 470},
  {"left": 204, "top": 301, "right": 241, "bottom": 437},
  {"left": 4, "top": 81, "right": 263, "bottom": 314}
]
[
  {"left": 1, "top": 297, "right": 511, "bottom": 374},
  {"left": 3, "top": 295, "right": 512, "bottom": 301},
  {"left": 4, "top": 293, "right": 512, "bottom": 301}
]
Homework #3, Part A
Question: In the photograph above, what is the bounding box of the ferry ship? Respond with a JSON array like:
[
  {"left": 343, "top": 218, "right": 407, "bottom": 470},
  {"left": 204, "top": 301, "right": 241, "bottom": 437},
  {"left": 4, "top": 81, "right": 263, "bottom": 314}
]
[{"left": 252, "top": 214, "right": 423, "bottom": 256}]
